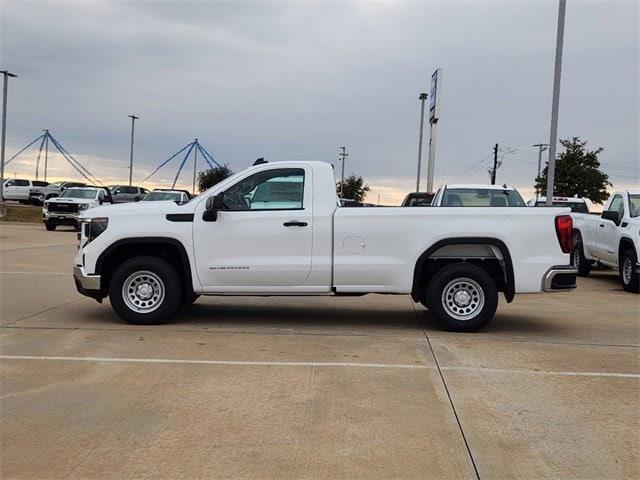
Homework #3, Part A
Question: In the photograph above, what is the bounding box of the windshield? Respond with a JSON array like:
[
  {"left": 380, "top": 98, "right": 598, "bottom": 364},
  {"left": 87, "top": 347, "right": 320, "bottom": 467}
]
[
  {"left": 441, "top": 188, "right": 525, "bottom": 207},
  {"left": 144, "top": 191, "right": 183, "bottom": 202},
  {"left": 60, "top": 189, "right": 97, "bottom": 199},
  {"left": 629, "top": 195, "right": 640, "bottom": 218},
  {"left": 535, "top": 201, "right": 589, "bottom": 213}
]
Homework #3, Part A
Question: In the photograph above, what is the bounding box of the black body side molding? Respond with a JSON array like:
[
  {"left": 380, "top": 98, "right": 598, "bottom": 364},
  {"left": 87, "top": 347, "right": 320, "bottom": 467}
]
[{"left": 166, "top": 214, "right": 194, "bottom": 222}]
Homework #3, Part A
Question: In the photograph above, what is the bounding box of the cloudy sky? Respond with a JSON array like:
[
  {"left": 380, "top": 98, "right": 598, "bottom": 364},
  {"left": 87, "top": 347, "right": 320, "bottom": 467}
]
[{"left": 1, "top": 0, "right": 638, "bottom": 203}]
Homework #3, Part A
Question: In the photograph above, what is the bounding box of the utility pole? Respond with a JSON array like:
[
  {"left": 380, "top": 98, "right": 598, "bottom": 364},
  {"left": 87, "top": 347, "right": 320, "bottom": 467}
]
[
  {"left": 192, "top": 139, "right": 198, "bottom": 195},
  {"left": 43, "top": 130, "right": 49, "bottom": 182},
  {"left": 128, "top": 114, "right": 139, "bottom": 186},
  {"left": 338, "top": 146, "right": 348, "bottom": 197},
  {"left": 490, "top": 143, "right": 499, "bottom": 184},
  {"left": 416, "top": 92, "right": 428, "bottom": 192},
  {"left": 0, "top": 69, "right": 17, "bottom": 203},
  {"left": 533, "top": 143, "right": 549, "bottom": 201},
  {"left": 545, "top": 0, "right": 567, "bottom": 206}
]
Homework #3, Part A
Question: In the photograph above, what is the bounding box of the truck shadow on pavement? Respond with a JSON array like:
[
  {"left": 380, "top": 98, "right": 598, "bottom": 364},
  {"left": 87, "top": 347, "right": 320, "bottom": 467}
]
[{"left": 82, "top": 297, "right": 569, "bottom": 337}]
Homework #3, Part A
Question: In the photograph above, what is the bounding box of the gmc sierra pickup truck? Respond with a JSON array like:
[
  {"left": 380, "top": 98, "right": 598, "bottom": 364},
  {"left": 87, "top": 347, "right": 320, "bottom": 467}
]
[
  {"left": 74, "top": 161, "right": 577, "bottom": 331},
  {"left": 571, "top": 191, "right": 639, "bottom": 292}
]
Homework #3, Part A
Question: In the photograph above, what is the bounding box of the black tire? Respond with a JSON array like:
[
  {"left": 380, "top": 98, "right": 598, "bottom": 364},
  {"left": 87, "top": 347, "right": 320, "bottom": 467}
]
[
  {"left": 620, "top": 249, "right": 640, "bottom": 293},
  {"left": 73, "top": 223, "right": 81, "bottom": 232},
  {"left": 571, "top": 238, "right": 592, "bottom": 277},
  {"left": 45, "top": 221, "right": 57, "bottom": 231},
  {"left": 109, "top": 255, "right": 182, "bottom": 325},
  {"left": 425, "top": 263, "right": 498, "bottom": 332},
  {"left": 183, "top": 292, "right": 200, "bottom": 306}
]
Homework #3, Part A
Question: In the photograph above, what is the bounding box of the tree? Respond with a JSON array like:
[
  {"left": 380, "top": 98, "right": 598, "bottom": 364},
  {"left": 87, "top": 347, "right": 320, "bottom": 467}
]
[
  {"left": 337, "top": 175, "right": 370, "bottom": 203},
  {"left": 535, "top": 137, "right": 611, "bottom": 204},
  {"left": 197, "top": 164, "right": 234, "bottom": 192}
]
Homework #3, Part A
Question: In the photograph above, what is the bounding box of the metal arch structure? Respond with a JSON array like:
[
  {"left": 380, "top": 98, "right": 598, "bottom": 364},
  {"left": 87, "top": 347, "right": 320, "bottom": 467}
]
[
  {"left": 5, "top": 130, "right": 104, "bottom": 185},
  {"left": 140, "top": 139, "right": 221, "bottom": 194}
]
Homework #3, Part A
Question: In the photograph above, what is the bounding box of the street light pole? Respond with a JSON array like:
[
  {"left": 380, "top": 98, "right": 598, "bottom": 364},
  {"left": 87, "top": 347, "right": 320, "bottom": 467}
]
[
  {"left": 128, "top": 114, "right": 139, "bottom": 186},
  {"left": 533, "top": 143, "right": 549, "bottom": 201},
  {"left": 43, "top": 130, "right": 49, "bottom": 182},
  {"left": 0, "top": 70, "right": 17, "bottom": 203},
  {"left": 416, "top": 92, "right": 428, "bottom": 192},
  {"left": 545, "top": 0, "right": 567, "bottom": 206},
  {"left": 192, "top": 139, "right": 198, "bottom": 195}
]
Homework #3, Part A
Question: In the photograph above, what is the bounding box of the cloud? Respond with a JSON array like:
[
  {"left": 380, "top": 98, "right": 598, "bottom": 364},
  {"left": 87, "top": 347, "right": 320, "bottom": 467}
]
[{"left": 1, "top": 0, "right": 638, "bottom": 204}]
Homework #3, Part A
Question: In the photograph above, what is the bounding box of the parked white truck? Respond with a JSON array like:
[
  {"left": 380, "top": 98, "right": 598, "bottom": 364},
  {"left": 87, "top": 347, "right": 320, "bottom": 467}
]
[
  {"left": 73, "top": 161, "right": 577, "bottom": 331},
  {"left": 44, "top": 187, "right": 113, "bottom": 231},
  {"left": 571, "top": 191, "right": 640, "bottom": 292}
]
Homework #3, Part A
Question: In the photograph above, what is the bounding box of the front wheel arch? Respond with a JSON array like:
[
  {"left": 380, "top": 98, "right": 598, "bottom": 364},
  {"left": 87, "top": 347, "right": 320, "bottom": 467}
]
[{"left": 95, "top": 237, "right": 195, "bottom": 303}]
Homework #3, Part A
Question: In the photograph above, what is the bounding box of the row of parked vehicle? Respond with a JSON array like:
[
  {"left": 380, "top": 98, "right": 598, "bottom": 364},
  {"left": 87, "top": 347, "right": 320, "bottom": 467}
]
[
  {"left": 3, "top": 178, "right": 192, "bottom": 205},
  {"left": 37, "top": 184, "right": 192, "bottom": 231}
]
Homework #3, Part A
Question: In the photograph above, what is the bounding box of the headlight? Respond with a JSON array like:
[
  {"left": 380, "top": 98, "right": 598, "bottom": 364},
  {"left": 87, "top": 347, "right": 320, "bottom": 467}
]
[
  {"left": 43, "top": 202, "right": 49, "bottom": 212},
  {"left": 83, "top": 217, "right": 109, "bottom": 244},
  {"left": 78, "top": 203, "right": 89, "bottom": 211}
]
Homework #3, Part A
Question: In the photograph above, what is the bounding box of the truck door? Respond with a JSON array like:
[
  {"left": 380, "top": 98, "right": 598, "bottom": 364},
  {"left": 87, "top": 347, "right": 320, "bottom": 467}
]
[
  {"left": 193, "top": 166, "right": 313, "bottom": 289},
  {"left": 597, "top": 194, "right": 624, "bottom": 264},
  {"left": 4, "top": 179, "right": 30, "bottom": 200}
]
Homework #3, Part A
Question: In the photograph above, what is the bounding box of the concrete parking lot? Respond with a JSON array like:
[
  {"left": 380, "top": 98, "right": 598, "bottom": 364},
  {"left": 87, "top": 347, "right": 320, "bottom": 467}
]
[{"left": 1, "top": 222, "right": 638, "bottom": 479}]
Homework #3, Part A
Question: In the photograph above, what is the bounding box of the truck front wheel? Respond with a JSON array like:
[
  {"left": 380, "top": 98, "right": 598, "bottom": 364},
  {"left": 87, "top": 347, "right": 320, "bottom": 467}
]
[
  {"left": 45, "top": 221, "right": 57, "bottom": 231},
  {"left": 424, "top": 263, "right": 498, "bottom": 332},
  {"left": 109, "top": 256, "right": 182, "bottom": 324},
  {"left": 621, "top": 249, "right": 639, "bottom": 293}
]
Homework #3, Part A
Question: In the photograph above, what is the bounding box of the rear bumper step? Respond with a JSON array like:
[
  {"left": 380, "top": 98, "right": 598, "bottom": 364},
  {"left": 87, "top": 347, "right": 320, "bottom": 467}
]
[{"left": 542, "top": 266, "right": 578, "bottom": 292}]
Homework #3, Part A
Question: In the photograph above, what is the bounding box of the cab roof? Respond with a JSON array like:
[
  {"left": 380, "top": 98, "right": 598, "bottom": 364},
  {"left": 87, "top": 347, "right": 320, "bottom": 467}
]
[{"left": 443, "top": 184, "right": 517, "bottom": 190}]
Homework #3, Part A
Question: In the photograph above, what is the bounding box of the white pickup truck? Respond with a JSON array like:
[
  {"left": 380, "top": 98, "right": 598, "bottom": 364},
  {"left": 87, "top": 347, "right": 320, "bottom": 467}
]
[
  {"left": 73, "top": 161, "right": 577, "bottom": 331},
  {"left": 44, "top": 187, "right": 113, "bottom": 231},
  {"left": 571, "top": 191, "right": 640, "bottom": 292}
]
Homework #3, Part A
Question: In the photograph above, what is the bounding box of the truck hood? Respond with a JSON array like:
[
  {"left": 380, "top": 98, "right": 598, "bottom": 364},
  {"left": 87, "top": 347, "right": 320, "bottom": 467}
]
[
  {"left": 81, "top": 200, "right": 194, "bottom": 220},
  {"left": 47, "top": 197, "right": 92, "bottom": 204}
]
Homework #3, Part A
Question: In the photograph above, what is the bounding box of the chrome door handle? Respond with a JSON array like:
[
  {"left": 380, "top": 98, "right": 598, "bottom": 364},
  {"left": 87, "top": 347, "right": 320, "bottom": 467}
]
[{"left": 283, "top": 221, "right": 308, "bottom": 227}]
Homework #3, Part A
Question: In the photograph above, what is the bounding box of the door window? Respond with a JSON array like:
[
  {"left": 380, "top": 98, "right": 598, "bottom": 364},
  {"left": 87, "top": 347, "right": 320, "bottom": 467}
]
[
  {"left": 609, "top": 195, "right": 624, "bottom": 217},
  {"left": 223, "top": 168, "right": 305, "bottom": 211},
  {"left": 14, "top": 179, "right": 30, "bottom": 187}
]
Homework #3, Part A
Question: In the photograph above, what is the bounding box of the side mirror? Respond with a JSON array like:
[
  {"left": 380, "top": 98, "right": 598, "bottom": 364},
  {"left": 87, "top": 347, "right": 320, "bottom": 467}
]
[
  {"left": 203, "top": 193, "right": 225, "bottom": 222},
  {"left": 601, "top": 210, "right": 620, "bottom": 225}
]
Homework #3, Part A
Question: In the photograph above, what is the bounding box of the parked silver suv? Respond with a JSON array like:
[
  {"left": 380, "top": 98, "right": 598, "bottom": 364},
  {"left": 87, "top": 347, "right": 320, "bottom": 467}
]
[{"left": 109, "top": 185, "right": 149, "bottom": 203}]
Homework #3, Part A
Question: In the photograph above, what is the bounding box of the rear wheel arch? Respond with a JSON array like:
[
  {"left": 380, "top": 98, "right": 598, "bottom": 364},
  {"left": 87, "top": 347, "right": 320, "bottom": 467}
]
[
  {"left": 95, "top": 237, "right": 195, "bottom": 303},
  {"left": 411, "top": 237, "right": 515, "bottom": 304}
]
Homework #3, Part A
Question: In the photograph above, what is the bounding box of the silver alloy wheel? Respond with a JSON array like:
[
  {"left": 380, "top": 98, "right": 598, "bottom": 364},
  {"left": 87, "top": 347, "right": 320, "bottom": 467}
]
[
  {"left": 623, "top": 257, "right": 633, "bottom": 285},
  {"left": 441, "top": 277, "right": 485, "bottom": 321},
  {"left": 122, "top": 270, "right": 165, "bottom": 313}
]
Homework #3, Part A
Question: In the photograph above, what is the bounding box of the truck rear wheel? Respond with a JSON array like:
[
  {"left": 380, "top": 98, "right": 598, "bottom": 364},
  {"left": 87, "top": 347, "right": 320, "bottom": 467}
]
[
  {"left": 109, "top": 256, "right": 181, "bottom": 325},
  {"left": 571, "top": 239, "right": 591, "bottom": 277},
  {"left": 425, "top": 263, "right": 498, "bottom": 332},
  {"left": 621, "top": 249, "right": 639, "bottom": 293}
]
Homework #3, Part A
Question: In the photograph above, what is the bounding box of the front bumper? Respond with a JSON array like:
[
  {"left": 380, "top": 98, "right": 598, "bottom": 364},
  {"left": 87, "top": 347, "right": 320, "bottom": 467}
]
[
  {"left": 73, "top": 266, "right": 103, "bottom": 301},
  {"left": 43, "top": 211, "right": 80, "bottom": 225},
  {"left": 542, "top": 265, "right": 578, "bottom": 292}
]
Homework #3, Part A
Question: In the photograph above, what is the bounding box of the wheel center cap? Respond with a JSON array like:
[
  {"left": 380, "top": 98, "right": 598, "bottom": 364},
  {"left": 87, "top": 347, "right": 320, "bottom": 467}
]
[
  {"left": 454, "top": 290, "right": 471, "bottom": 307},
  {"left": 137, "top": 283, "right": 153, "bottom": 299}
]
